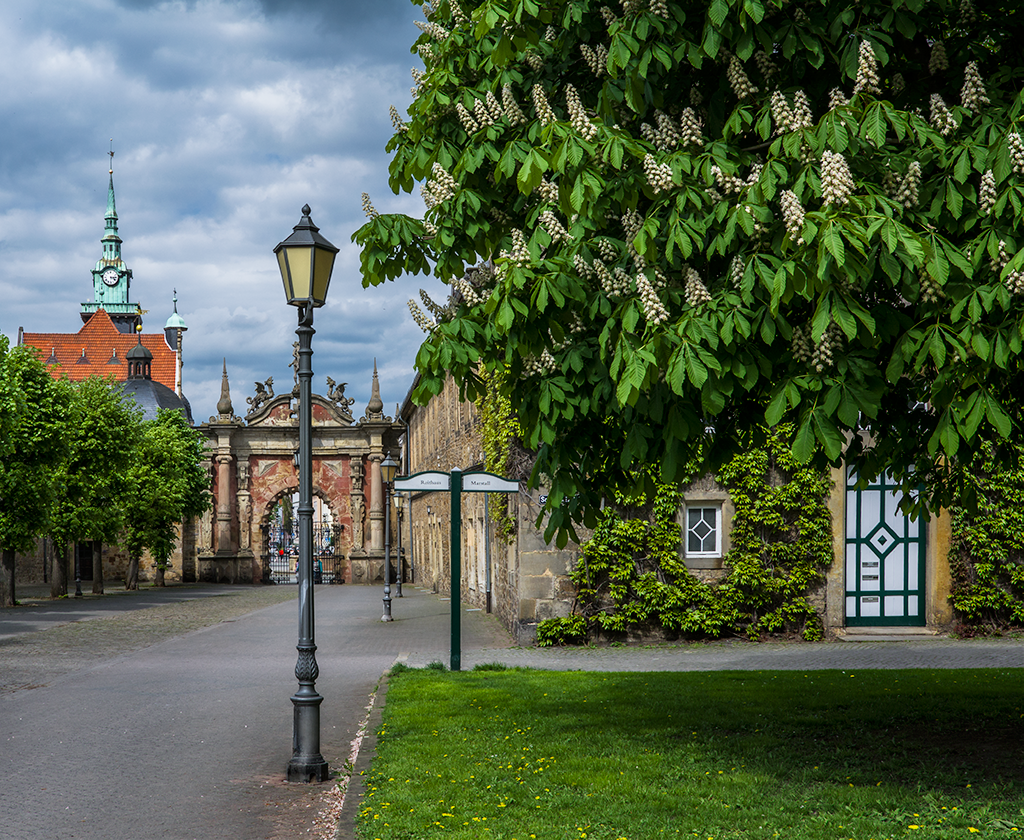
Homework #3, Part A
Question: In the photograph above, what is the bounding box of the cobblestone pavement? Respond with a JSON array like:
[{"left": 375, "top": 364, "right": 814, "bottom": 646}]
[
  {"left": 2, "top": 583, "right": 1022, "bottom": 840},
  {"left": 0, "top": 585, "right": 297, "bottom": 694}
]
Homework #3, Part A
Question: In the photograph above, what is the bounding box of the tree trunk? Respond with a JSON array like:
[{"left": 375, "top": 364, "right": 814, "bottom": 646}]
[
  {"left": 154, "top": 565, "right": 166, "bottom": 587},
  {"left": 126, "top": 553, "right": 139, "bottom": 590},
  {"left": 1, "top": 548, "right": 15, "bottom": 608},
  {"left": 91, "top": 541, "right": 104, "bottom": 595},
  {"left": 50, "top": 542, "right": 69, "bottom": 598}
]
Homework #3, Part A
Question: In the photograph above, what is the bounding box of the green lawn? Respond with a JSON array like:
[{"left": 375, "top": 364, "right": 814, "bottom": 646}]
[{"left": 356, "top": 665, "right": 1024, "bottom": 840}]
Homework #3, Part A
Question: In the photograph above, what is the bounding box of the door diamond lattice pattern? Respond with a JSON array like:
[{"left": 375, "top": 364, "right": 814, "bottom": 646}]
[{"left": 845, "top": 468, "right": 926, "bottom": 627}]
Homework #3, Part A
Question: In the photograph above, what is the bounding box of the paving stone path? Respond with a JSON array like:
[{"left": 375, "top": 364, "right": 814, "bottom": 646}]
[{"left": 1, "top": 582, "right": 1022, "bottom": 840}]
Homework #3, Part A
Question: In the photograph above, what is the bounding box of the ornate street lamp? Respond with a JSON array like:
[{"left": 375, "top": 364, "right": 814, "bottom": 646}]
[
  {"left": 380, "top": 452, "right": 399, "bottom": 621},
  {"left": 275, "top": 205, "right": 338, "bottom": 784},
  {"left": 393, "top": 492, "right": 405, "bottom": 597}
]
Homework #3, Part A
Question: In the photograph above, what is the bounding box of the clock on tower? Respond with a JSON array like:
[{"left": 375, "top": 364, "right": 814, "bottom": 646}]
[{"left": 81, "top": 160, "right": 140, "bottom": 334}]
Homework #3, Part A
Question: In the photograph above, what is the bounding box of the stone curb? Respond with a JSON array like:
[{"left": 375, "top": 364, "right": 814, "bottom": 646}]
[{"left": 334, "top": 666, "right": 393, "bottom": 840}]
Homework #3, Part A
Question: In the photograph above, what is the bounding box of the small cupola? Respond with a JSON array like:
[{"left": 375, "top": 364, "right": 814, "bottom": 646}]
[{"left": 126, "top": 327, "right": 153, "bottom": 380}]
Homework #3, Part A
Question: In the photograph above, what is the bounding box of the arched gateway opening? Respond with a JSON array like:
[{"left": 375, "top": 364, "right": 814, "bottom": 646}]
[
  {"left": 195, "top": 364, "right": 403, "bottom": 585},
  {"left": 259, "top": 485, "right": 348, "bottom": 584}
]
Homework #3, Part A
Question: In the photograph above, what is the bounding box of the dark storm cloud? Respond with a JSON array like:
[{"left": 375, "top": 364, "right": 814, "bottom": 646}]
[{"left": 0, "top": 0, "right": 443, "bottom": 423}]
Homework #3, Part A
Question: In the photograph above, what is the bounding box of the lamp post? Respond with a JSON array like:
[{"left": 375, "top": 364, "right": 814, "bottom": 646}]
[
  {"left": 380, "top": 452, "right": 398, "bottom": 621},
  {"left": 274, "top": 204, "right": 338, "bottom": 784},
  {"left": 393, "top": 492, "right": 405, "bottom": 596}
]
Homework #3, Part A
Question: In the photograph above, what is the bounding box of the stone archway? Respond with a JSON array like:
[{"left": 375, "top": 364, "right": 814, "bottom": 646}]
[{"left": 196, "top": 365, "right": 403, "bottom": 584}]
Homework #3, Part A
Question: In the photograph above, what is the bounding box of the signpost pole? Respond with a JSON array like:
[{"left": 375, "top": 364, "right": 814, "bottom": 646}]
[{"left": 449, "top": 468, "right": 462, "bottom": 672}]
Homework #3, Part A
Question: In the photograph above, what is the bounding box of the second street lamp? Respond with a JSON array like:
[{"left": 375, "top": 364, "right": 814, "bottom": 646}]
[
  {"left": 274, "top": 204, "right": 338, "bottom": 784},
  {"left": 393, "top": 492, "right": 404, "bottom": 597},
  {"left": 380, "top": 452, "right": 398, "bottom": 622}
]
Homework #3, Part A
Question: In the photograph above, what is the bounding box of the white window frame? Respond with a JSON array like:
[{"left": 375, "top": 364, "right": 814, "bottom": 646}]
[{"left": 684, "top": 503, "right": 722, "bottom": 559}]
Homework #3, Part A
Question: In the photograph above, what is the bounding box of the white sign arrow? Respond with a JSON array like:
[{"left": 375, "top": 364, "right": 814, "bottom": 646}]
[
  {"left": 462, "top": 472, "right": 519, "bottom": 493},
  {"left": 394, "top": 471, "right": 451, "bottom": 492}
]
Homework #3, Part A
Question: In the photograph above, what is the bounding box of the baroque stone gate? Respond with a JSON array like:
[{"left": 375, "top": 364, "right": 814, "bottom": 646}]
[{"left": 195, "top": 362, "right": 403, "bottom": 585}]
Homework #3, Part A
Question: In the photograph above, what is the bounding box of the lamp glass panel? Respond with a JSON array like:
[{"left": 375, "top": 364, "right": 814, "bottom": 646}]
[
  {"left": 381, "top": 459, "right": 398, "bottom": 483},
  {"left": 277, "top": 251, "right": 292, "bottom": 300},
  {"left": 283, "top": 247, "right": 312, "bottom": 302},
  {"left": 311, "top": 247, "right": 336, "bottom": 307}
]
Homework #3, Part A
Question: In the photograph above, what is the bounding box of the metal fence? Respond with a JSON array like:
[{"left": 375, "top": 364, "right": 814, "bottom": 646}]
[{"left": 261, "top": 523, "right": 345, "bottom": 584}]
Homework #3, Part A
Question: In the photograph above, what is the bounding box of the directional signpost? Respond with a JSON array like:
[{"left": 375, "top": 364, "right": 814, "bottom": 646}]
[{"left": 394, "top": 468, "right": 519, "bottom": 670}]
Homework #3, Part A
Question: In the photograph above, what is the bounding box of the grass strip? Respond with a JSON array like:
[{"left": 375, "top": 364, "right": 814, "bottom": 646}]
[{"left": 357, "top": 665, "right": 1024, "bottom": 840}]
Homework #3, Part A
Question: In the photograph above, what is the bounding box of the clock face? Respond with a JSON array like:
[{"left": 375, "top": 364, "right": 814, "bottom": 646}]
[{"left": 102, "top": 269, "right": 119, "bottom": 286}]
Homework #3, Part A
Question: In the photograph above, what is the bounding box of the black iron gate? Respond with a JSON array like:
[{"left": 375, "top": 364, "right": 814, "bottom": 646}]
[{"left": 261, "top": 523, "right": 345, "bottom": 585}]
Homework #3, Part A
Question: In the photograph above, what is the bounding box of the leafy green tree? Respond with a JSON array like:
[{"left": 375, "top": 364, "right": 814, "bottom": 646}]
[
  {"left": 0, "top": 337, "right": 69, "bottom": 607},
  {"left": 122, "top": 408, "right": 211, "bottom": 588},
  {"left": 48, "top": 376, "right": 141, "bottom": 597},
  {"left": 356, "top": 0, "right": 1024, "bottom": 542}
]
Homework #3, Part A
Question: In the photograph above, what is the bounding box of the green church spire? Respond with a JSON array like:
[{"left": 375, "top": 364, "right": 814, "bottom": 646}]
[{"left": 81, "top": 143, "right": 139, "bottom": 333}]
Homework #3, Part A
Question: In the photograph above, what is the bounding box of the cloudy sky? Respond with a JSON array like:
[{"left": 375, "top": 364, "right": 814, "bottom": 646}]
[{"left": 0, "top": 0, "right": 450, "bottom": 424}]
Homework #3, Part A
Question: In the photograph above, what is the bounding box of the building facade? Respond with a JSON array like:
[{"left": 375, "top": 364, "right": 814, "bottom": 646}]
[{"left": 399, "top": 373, "right": 956, "bottom": 643}]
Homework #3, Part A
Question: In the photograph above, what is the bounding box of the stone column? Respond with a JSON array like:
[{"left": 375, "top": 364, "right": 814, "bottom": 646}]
[
  {"left": 350, "top": 459, "right": 365, "bottom": 555},
  {"left": 215, "top": 454, "right": 234, "bottom": 555},
  {"left": 198, "top": 460, "right": 215, "bottom": 554},
  {"left": 237, "top": 460, "right": 252, "bottom": 552},
  {"left": 369, "top": 452, "right": 384, "bottom": 551}
]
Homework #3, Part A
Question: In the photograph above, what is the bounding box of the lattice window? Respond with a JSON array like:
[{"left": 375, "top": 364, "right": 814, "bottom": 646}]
[{"left": 685, "top": 505, "right": 722, "bottom": 558}]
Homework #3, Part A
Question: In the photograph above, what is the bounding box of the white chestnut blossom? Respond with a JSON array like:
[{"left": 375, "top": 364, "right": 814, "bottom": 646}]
[
  {"left": 829, "top": 87, "right": 849, "bottom": 110},
  {"left": 929, "top": 41, "right": 949, "bottom": 75},
  {"left": 919, "top": 270, "right": 944, "bottom": 304},
  {"left": 960, "top": 0, "right": 978, "bottom": 24},
  {"left": 473, "top": 98, "right": 496, "bottom": 128},
  {"left": 428, "top": 163, "right": 458, "bottom": 203},
  {"left": 780, "top": 190, "right": 805, "bottom": 244},
  {"left": 596, "top": 239, "right": 619, "bottom": 262},
  {"left": 811, "top": 321, "right": 842, "bottom": 372},
  {"left": 389, "top": 105, "right": 407, "bottom": 132},
  {"left": 502, "top": 228, "right": 531, "bottom": 266},
  {"left": 1005, "top": 270, "right": 1024, "bottom": 295},
  {"left": 573, "top": 253, "right": 594, "bottom": 280},
  {"left": 599, "top": 6, "right": 618, "bottom": 26},
  {"left": 637, "top": 273, "right": 669, "bottom": 324},
  {"left": 990, "top": 239, "right": 1010, "bottom": 274},
  {"left": 755, "top": 50, "right": 779, "bottom": 78},
  {"left": 1008, "top": 133, "right": 1024, "bottom": 175},
  {"left": 728, "top": 255, "right": 745, "bottom": 289},
  {"left": 449, "top": 0, "right": 467, "bottom": 24},
  {"left": 929, "top": 94, "right": 957, "bottom": 137},
  {"left": 580, "top": 43, "right": 608, "bottom": 76},
  {"left": 525, "top": 52, "right": 544, "bottom": 71},
  {"left": 852, "top": 40, "right": 881, "bottom": 95},
  {"left": 502, "top": 84, "right": 527, "bottom": 126},
  {"left": 643, "top": 154, "right": 674, "bottom": 193},
  {"left": 361, "top": 193, "right": 379, "bottom": 219},
  {"left": 485, "top": 90, "right": 504, "bottom": 122},
  {"left": 647, "top": 0, "right": 671, "bottom": 17},
  {"left": 532, "top": 84, "right": 557, "bottom": 126},
  {"left": 684, "top": 267, "right": 712, "bottom": 307},
  {"left": 407, "top": 299, "right": 436, "bottom": 333},
  {"left": 679, "top": 107, "right": 703, "bottom": 146},
  {"left": 523, "top": 349, "right": 557, "bottom": 376},
  {"left": 961, "top": 61, "right": 990, "bottom": 113},
  {"left": 896, "top": 161, "right": 922, "bottom": 208},
  {"left": 539, "top": 210, "right": 573, "bottom": 243},
  {"left": 820, "top": 151, "right": 855, "bottom": 206},
  {"left": 414, "top": 20, "right": 450, "bottom": 40},
  {"left": 711, "top": 164, "right": 746, "bottom": 195},
  {"left": 891, "top": 73, "right": 906, "bottom": 95},
  {"left": 566, "top": 85, "right": 597, "bottom": 141},
  {"left": 456, "top": 102, "right": 479, "bottom": 133},
  {"left": 791, "top": 325, "right": 813, "bottom": 363},
  {"left": 980, "top": 170, "right": 997, "bottom": 216},
  {"left": 536, "top": 178, "right": 559, "bottom": 204},
  {"left": 727, "top": 56, "right": 759, "bottom": 100}
]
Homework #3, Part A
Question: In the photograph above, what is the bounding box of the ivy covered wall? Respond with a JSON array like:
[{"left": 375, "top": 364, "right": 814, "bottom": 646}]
[
  {"left": 537, "top": 427, "right": 835, "bottom": 645},
  {"left": 948, "top": 445, "right": 1024, "bottom": 634}
]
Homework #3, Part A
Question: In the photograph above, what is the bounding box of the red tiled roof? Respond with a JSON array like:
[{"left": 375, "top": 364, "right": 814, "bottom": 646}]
[{"left": 21, "top": 309, "right": 176, "bottom": 389}]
